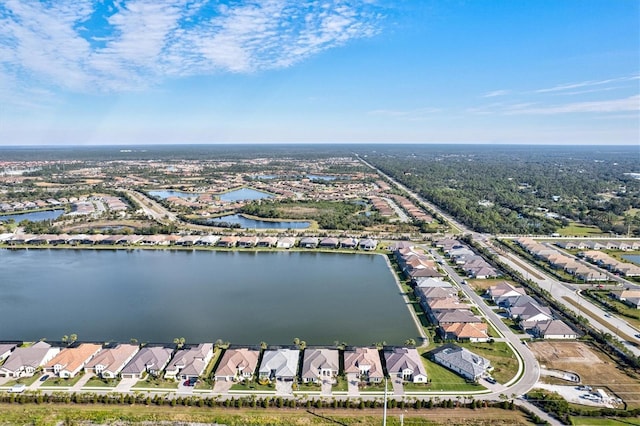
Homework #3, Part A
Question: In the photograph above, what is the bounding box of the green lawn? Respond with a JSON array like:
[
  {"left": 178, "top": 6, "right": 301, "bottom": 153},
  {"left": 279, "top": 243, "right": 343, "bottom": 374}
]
[
  {"left": 457, "top": 342, "right": 518, "bottom": 385},
  {"left": 570, "top": 417, "right": 640, "bottom": 426},
  {"left": 557, "top": 222, "right": 604, "bottom": 237},
  {"left": 230, "top": 381, "right": 274, "bottom": 391},
  {"left": 424, "top": 359, "right": 485, "bottom": 392},
  {"left": 43, "top": 373, "right": 86, "bottom": 388},
  {"left": 3, "top": 373, "right": 42, "bottom": 387},
  {"left": 295, "top": 381, "right": 322, "bottom": 392},
  {"left": 83, "top": 376, "right": 120, "bottom": 388},
  {"left": 401, "top": 381, "right": 431, "bottom": 391},
  {"left": 131, "top": 377, "right": 178, "bottom": 389},
  {"left": 358, "top": 381, "right": 388, "bottom": 392},
  {"left": 332, "top": 376, "right": 348, "bottom": 392}
]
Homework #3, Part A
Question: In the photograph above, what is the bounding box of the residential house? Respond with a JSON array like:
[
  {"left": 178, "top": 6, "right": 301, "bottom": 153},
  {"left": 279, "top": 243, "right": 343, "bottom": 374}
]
[
  {"left": 384, "top": 348, "right": 427, "bottom": 383},
  {"left": 299, "top": 237, "right": 319, "bottom": 249},
  {"left": 509, "top": 302, "right": 553, "bottom": 330},
  {"left": 611, "top": 289, "right": 640, "bottom": 309},
  {"left": 487, "top": 282, "right": 527, "bottom": 306},
  {"left": 339, "top": 238, "right": 358, "bottom": 249},
  {"left": 44, "top": 343, "right": 102, "bottom": 378},
  {"left": 359, "top": 238, "right": 378, "bottom": 251},
  {"left": 301, "top": 348, "right": 339, "bottom": 384},
  {"left": 176, "top": 235, "right": 201, "bottom": 246},
  {"left": 195, "top": 235, "right": 220, "bottom": 246},
  {"left": 343, "top": 347, "right": 384, "bottom": 383},
  {"left": 276, "top": 237, "right": 297, "bottom": 249},
  {"left": 440, "top": 322, "right": 490, "bottom": 342},
  {"left": 238, "top": 236, "right": 259, "bottom": 248},
  {"left": 216, "top": 236, "right": 238, "bottom": 248},
  {"left": 319, "top": 237, "right": 340, "bottom": 249},
  {"left": 433, "top": 310, "right": 483, "bottom": 327},
  {"left": 120, "top": 346, "right": 173, "bottom": 379},
  {"left": 258, "top": 349, "right": 300, "bottom": 382},
  {"left": 257, "top": 237, "right": 278, "bottom": 248},
  {"left": 0, "top": 342, "right": 60, "bottom": 378},
  {"left": 84, "top": 344, "right": 139, "bottom": 378},
  {"left": 164, "top": 343, "right": 214, "bottom": 380},
  {"left": 430, "top": 344, "right": 492, "bottom": 381},
  {"left": 214, "top": 348, "right": 260, "bottom": 382},
  {"left": 533, "top": 320, "right": 578, "bottom": 339},
  {"left": 0, "top": 343, "right": 16, "bottom": 362}
]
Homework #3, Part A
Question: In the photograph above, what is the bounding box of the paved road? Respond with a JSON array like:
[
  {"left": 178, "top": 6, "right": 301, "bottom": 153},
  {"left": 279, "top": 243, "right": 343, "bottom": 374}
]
[{"left": 124, "top": 189, "right": 177, "bottom": 223}]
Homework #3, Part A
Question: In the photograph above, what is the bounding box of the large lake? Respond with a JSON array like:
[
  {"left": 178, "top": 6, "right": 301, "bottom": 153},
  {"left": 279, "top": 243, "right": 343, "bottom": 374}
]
[
  {"left": 622, "top": 254, "right": 640, "bottom": 266},
  {"left": 0, "top": 209, "right": 65, "bottom": 222},
  {"left": 208, "top": 214, "right": 310, "bottom": 229},
  {"left": 0, "top": 250, "right": 418, "bottom": 345}
]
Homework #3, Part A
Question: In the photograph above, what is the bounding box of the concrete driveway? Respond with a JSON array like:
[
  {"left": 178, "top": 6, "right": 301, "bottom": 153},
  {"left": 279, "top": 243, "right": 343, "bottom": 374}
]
[
  {"left": 320, "top": 378, "right": 332, "bottom": 396},
  {"left": 213, "top": 380, "right": 233, "bottom": 393},
  {"left": 275, "top": 380, "right": 293, "bottom": 396},
  {"left": 391, "top": 377, "right": 404, "bottom": 396},
  {"left": 346, "top": 373, "right": 359, "bottom": 397}
]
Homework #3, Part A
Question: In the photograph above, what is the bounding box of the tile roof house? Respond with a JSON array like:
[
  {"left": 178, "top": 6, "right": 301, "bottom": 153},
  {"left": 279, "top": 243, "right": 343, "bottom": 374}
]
[
  {"left": 44, "top": 343, "right": 102, "bottom": 378},
  {"left": 216, "top": 236, "right": 238, "bottom": 248},
  {"left": 487, "top": 282, "right": 527, "bottom": 306},
  {"left": 0, "top": 342, "right": 60, "bottom": 378},
  {"left": 276, "top": 237, "right": 297, "bottom": 249},
  {"left": 509, "top": 302, "right": 553, "bottom": 330},
  {"left": 440, "top": 322, "right": 490, "bottom": 342},
  {"left": 214, "top": 348, "right": 260, "bottom": 382},
  {"left": 258, "top": 349, "right": 300, "bottom": 382},
  {"left": 339, "top": 238, "right": 358, "bottom": 249},
  {"left": 359, "top": 238, "right": 378, "bottom": 251},
  {"left": 533, "top": 320, "right": 578, "bottom": 339},
  {"left": 319, "top": 237, "right": 340, "bottom": 248},
  {"left": 257, "top": 237, "right": 278, "bottom": 248},
  {"left": 0, "top": 343, "right": 16, "bottom": 362},
  {"left": 384, "top": 347, "right": 427, "bottom": 383},
  {"left": 301, "top": 348, "right": 339, "bottom": 384},
  {"left": 120, "top": 346, "right": 173, "bottom": 379},
  {"left": 343, "top": 347, "right": 384, "bottom": 383},
  {"left": 299, "top": 237, "right": 319, "bottom": 249},
  {"left": 238, "top": 236, "right": 259, "bottom": 248},
  {"left": 433, "top": 309, "right": 483, "bottom": 326},
  {"left": 430, "top": 344, "right": 492, "bottom": 381},
  {"left": 165, "top": 343, "right": 214, "bottom": 380},
  {"left": 84, "top": 344, "right": 140, "bottom": 378}
]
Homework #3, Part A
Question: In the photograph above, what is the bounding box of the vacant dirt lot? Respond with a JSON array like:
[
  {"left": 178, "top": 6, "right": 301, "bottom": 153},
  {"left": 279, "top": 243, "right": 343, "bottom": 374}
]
[{"left": 530, "top": 341, "right": 640, "bottom": 409}]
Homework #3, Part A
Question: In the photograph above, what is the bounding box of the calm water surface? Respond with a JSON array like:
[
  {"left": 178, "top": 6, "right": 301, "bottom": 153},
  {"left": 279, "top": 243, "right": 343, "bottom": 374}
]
[
  {"left": 208, "top": 214, "right": 310, "bottom": 229},
  {"left": 622, "top": 254, "right": 640, "bottom": 265},
  {"left": 219, "top": 188, "right": 273, "bottom": 202},
  {"left": 148, "top": 190, "right": 201, "bottom": 200},
  {"left": 0, "top": 250, "right": 418, "bottom": 345},
  {"left": 0, "top": 209, "right": 65, "bottom": 222}
]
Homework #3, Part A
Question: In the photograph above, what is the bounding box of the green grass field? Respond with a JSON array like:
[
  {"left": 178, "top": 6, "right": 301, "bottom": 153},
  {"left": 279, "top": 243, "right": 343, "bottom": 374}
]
[
  {"left": 458, "top": 342, "right": 518, "bottom": 385},
  {"left": 557, "top": 222, "right": 604, "bottom": 237},
  {"left": 424, "top": 359, "right": 486, "bottom": 392},
  {"left": 571, "top": 416, "right": 640, "bottom": 426}
]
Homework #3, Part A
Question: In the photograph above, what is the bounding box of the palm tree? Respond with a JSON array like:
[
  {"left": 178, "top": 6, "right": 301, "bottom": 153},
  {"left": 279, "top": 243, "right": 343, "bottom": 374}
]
[
  {"left": 61, "top": 335, "right": 68, "bottom": 344},
  {"left": 293, "top": 337, "right": 300, "bottom": 346},
  {"left": 173, "top": 337, "right": 186, "bottom": 349},
  {"left": 260, "top": 341, "right": 268, "bottom": 350},
  {"left": 299, "top": 340, "right": 307, "bottom": 350},
  {"left": 69, "top": 334, "right": 78, "bottom": 345}
]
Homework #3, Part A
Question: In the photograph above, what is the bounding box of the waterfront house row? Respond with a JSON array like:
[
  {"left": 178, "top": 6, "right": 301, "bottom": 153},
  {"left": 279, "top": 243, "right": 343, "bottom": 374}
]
[
  {"left": 0, "top": 342, "right": 500, "bottom": 385},
  {"left": 0, "top": 233, "right": 378, "bottom": 251}
]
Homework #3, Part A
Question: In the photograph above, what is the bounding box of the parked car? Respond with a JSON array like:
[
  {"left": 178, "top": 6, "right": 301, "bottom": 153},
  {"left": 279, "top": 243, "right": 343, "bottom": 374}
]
[
  {"left": 40, "top": 374, "right": 49, "bottom": 382},
  {"left": 9, "top": 384, "right": 26, "bottom": 393},
  {"left": 484, "top": 377, "right": 497, "bottom": 384}
]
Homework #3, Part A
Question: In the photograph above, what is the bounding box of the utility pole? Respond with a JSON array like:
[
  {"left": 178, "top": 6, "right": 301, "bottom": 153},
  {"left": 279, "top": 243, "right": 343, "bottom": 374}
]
[{"left": 383, "top": 377, "right": 388, "bottom": 426}]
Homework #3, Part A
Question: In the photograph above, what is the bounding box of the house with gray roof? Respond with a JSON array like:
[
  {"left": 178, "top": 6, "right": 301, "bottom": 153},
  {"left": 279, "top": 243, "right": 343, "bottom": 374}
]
[
  {"left": 384, "top": 348, "right": 427, "bottom": 383},
  {"left": 359, "top": 238, "right": 378, "bottom": 251},
  {"left": 0, "top": 342, "right": 60, "bottom": 378},
  {"left": 120, "top": 346, "right": 173, "bottom": 379},
  {"left": 430, "top": 344, "right": 492, "bottom": 381},
  {"left": 301, "top": 348, "right": 339, "bottom": 384},
  {"left": 258, "top": 349, "right": 300, "bottom": 382},
  {"left": 299, "top": 237, "right": 319, "bottom": 248},
  {"left": 0, "top": 343, "right": 16, "bottom": 362},
  {"left": 343, "top": 347, "right": 384, "bottom": 383},
  {"left": 533, "top": 320, "right": 577, "bottom": 339},
  {"left": 214, "top": 348, "right": 260, "bottom": 382},
  {"left": 165, "top": 343, "right": 214, "bottom": 380}
]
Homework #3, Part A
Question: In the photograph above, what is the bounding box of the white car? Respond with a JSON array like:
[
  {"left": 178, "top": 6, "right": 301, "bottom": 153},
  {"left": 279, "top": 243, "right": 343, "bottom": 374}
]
[{"left": 8, "top": 384, "right": 26, "bottom": 393}]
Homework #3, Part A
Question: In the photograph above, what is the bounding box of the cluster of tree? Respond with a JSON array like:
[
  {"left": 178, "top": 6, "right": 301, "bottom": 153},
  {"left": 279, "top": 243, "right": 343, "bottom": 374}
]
[
  {"left": 359, "top": 145, "right": 640, "bottom": 235},
  {"left": 239, "top": 199, "right": 387, "bottom": 230}
]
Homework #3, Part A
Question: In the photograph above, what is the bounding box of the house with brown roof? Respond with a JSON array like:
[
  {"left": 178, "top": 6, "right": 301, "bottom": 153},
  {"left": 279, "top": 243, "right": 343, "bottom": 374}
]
[
  {"left": 84, "top": 344, "right": 139, "bottom": 378},
  {"left": 44, "top": 343, "right": 102, "bottom": 378},
  {"left": 257, "top": 237, "right": 278, "bottom": 248},
  {"left": 441, "top": 322, "right": 490, "bottom": 342},
  {"left": 319, "top": 237, "right": 340, "bottom": 249},
  {"left": 214, "top": 348, "right": 260, "bottom": 382},
  {"left": 238, "top": 236, "right": 259, "bottom": 248},
  {"left": 217, "top": 236, "right": 238, "bottom": 248},
  {"left": 301, "top": 348, "right": 339, "bottom": 384},
  {"left": 343, "top": 347, "right": 384, "bottom": 383}
]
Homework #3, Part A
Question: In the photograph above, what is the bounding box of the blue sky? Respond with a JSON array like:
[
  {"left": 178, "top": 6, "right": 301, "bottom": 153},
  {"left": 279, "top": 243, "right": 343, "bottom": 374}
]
[{"left": 0, "top": 0, "right": 638, "bottom": 145}]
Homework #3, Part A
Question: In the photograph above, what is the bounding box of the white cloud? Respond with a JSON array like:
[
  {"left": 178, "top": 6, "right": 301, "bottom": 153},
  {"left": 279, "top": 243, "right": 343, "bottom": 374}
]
[
  {"left": 504, "top": 95, "right": 640, "bottom": 115},
  {"left": 535, "top": 75, "right": 639, "bottom": 94},
  {"left": 0, "top": 0, "right": 382, "bottom": 95},
  {"left": 482, "top": 89, "right": 510, "bottom": 98}
]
